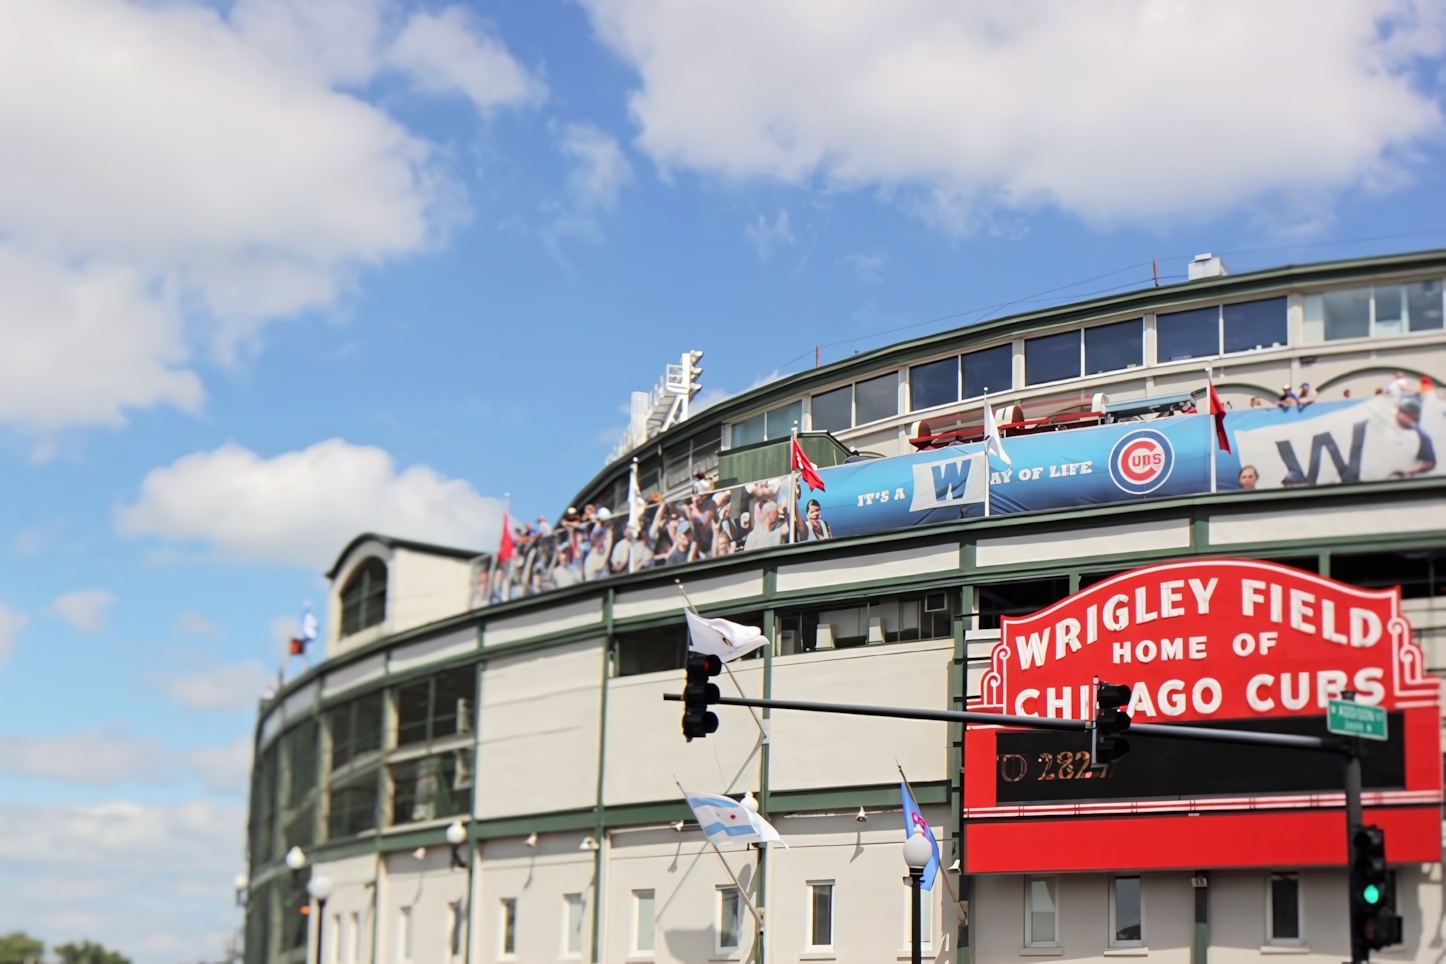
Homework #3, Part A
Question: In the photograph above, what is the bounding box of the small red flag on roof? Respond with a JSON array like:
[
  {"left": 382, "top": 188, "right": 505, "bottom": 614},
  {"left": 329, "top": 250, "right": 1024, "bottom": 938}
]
[
  {"left": 1206, "top": 381, "right": 1232, "bottom": 454},
  {"left": 791, "top": 437, "right": 826, "bottom": 491},
  {"left": 497, "top": 513, "right": 515, "bottom": 563}
]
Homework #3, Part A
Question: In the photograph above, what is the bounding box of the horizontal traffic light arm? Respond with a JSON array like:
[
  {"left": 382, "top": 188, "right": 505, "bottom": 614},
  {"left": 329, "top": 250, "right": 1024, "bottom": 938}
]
[{"left": 662, "top": 693, "right": 1346, "bottom": 753}]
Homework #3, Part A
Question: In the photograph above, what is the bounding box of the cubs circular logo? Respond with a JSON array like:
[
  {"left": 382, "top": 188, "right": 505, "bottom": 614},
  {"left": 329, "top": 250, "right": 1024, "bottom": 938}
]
[{"left": 1109, "top": 429, "right": 1174, "bottom": 494}]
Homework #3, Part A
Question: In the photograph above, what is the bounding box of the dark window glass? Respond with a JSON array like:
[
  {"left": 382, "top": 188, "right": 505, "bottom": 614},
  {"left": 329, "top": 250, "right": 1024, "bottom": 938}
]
[
  {"left": 963, "top": 344, "right": 1014, "bottom": 398},
  {"left": 977, "top": 578, "right": 1070, "bottom": 630},
  {"left": 340, "top": 557, "right": 388, "bottom": 636},
  {"left": 396, "top": 679, "right": 431, "bottom": 748},
  {"left": 777, "top": 592, "right": 957, "bottom": 654},
  {"left": 811, "top": 386, "right": 852, "bottom": 433},
  {"left": 391, "top": 751, "right": 471, "bottom": 825},
  {"left": 330, "top": 691, "right": 383, "bottom": 771},
  {"left": 1271, "top": 874, "right": 1300, "bottom": 940},
  {"left": 283, "top": 802, "right": 315, "bottom": 850},
  {"left": 1078, "top": 570, "right": 1125, "bottom": 590},
  {"left": 396, "top": 668, "right": 476, "bottom": 747},
  {"left": 328, "top": 773, "right": 379, "bottom": 838},
  {"left": 732, "top": 413, "right": 765, "bottom": 447},
  {"left": 282, "top": 874, "right": 310, "bottom": 951},
  {"left": 810, "top": 884, "right": 833, "bottom": 947},
  {"left": 250, "top": 743, "right": 280, "bottom": 864},
  {"left": 1408, "top": 280, "right": 1444, "bottom": 331},
  {"left": 910, "top": 357, "right": 959, "bottom": 411},
  {"left": 284, "top": 720, "right": 319, "bottom": 807},
  {"left": 1223, "top": 298, "right": 1287, "bottom": 353},
  {"left": 1113, "top": 877, "right": 1142, "bottom": 943},
  {"left": 1331, "top": 550, "right": 1444, "bottom": 599},
  {"left": 854, "top": 372, "right": 898, "bottom": 423},
  {"left": 1157, "top": 306, "right": 1220, "bottom": 361},
  {"left": 1258, "top": 556, "right": 1319, "bottom": 575},
  {"left": 765, "top": 401, "right": 803, "bottom": 439},
  {"left": 1025, "top": 331, "right": 1081, "bottom": 385},
  {"left": 616, "top": 623, "right": 687, "bottom": 677},
  {"left": 1323, "top": 288, "right": 1371, "bottom": 340},
  {"left": 1085, "top": 320, "right": 1142, "bottom": 374}
]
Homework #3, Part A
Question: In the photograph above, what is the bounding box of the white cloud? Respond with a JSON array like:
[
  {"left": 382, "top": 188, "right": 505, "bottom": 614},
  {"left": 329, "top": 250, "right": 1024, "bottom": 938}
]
[
  {"left": 0, "top": 0, "right": 539, "bottom": 432},
  {"left": 544, "top": 122, "right": 633, "bottom": 247},
  {"left": 182, "top": 738, "right": 254, "bottom": 795},
  {"left": 174, "top": 610, "right": 222, "bottom": 638},
  {"left": 744, "top": 210, "right": 794, "bottom": 260},
  {"left": 47, "top": 590, "right": 116, "bottom": 633},
  {"left": 162, "top": 662, "right": 271, "bottom": 712},
  {"left": 0, "top": 798, "right": 244, "bottom": 964},
  {"left": 116, "top": 438, "right": 502, "bottom": 568},
  {"left": 582, "top": 0, "right": 1446, "bottom": 226},
  {"left": 0, "top": 604, "right": 26, "bottom": 667},
  {"left": 385, "top": 5, "right": 545, "bottom": 112},
  {"left": 840, "top": 249, "right": 887, "bottom": 284},
  {"left": 0, "top": 729, "right": 169, "bottom": 786}
]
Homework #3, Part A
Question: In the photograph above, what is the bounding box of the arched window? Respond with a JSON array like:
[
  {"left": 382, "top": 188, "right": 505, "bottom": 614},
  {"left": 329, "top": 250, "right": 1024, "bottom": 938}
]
[{"left": 340, "top": 557, "right": 388, "bottom": 637}]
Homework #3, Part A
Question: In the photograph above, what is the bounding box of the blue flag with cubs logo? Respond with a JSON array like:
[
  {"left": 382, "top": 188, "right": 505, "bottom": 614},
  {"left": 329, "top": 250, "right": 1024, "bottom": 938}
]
[{"left": 900, "top": 777, "right": 940, "bottom": 891}]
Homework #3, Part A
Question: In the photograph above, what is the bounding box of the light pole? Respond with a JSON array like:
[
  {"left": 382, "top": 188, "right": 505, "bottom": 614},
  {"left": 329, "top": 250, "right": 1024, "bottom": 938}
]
[
  {"left": 308, "top": 875, "right": 334, "bottom": 964},
  {"left": 903, "top": 829, "right": 932, "bottom": 964}
]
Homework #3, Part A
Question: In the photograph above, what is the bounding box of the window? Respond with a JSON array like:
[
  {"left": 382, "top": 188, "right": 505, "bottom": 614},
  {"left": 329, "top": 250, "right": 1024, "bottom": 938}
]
[
  {"left": 1025, "top": 331, "right": 1081, "bottom": 385},
  {"left": 978, "top": 578, "right": 1070, "bottom": 631},
  {"left": 910, "top": 357, "right": 960, "bottom": 411},
  {"left": 615, "top": 623, "right": 687, "bottom": 677},
  {"left": 563, "top": 893, "right": 586, "bottom": 957},
  {"left": 281, "top": 720, "right": 319, "bottom": 849},
  {"left": 633, "top": 889, "right": 656, "bottom": 955},
  {"left": 1157, "top": 306, "right": 1220, "bottom": 361},
  {"left": 1305, "top": 281, "right": 1445, "bottom": 342},
  {"left": 329, "top": 692, "right": 383, "bottom": 771},
  {"left": 328, "top": 772, "right": 380, "bottom": 838},
  {"left": 963, "top": 344, "right": 1013, "bottom": 397},
  {"left": 765, "top": 401, "right": 803, "bottom": 439},
  {"left": 1085, "top": 319, "right": 1142, "bottom": 374},
  {"left": 500, "top": 898, "right": 518, "bottom": 957},
  {"left": 731, "top": 412, "right": 765, "bottom": 447},
  {"left": 1331, "top": 550, "right": 1446, "bottom": 599},
  {"left": 1267, "top": 873, "right": 1301, "bottom": 944},
  {"left": 398, "top": 906, "right": 413, "bottom": 964},
  {"left": 396, "top": 667, "right": 476, "bottom": 748},
  {"left": 340, "top": 557, "right": 388, "bottom": 636},
  {"left": 1025, "top": 876, "right": 1058, "bottom": 947},
  {"left": 390, "top": 751, "right": 471, "bottom": 825},
  {"left": 1110, "top": 876, "right": 1143, "bottom": 947},
  {"left": 1223, "top": 298, "right": 1287, "bottom": 354},
  {"left": 718, "top": 888, "right": 742, "bottom": 951},
  {"left": 809, "top": 882, "right": 834, "bottom": 949},
  {"left": 775, "top": 590, "right": 959, "bottom": 654},
  {"left": 811, "top": 385, "right": 853, "bottom": 433},
  {"left": 854, "top": 372, "right": 899, "bottom": 424},
  {"left": 250, "top": 742, "right": 280, "bottom": 863}
]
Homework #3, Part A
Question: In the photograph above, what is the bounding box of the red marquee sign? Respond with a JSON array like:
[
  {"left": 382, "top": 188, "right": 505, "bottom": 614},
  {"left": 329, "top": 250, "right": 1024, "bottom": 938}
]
[{"left": 963, "top": 559, "right": 1441, "bottom": 874}]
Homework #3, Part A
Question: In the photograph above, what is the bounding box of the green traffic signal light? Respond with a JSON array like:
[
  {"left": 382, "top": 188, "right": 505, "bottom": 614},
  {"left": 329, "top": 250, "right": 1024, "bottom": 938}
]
[{"left": 1362, "top": 884, "right": 1381, "bottom": 905}]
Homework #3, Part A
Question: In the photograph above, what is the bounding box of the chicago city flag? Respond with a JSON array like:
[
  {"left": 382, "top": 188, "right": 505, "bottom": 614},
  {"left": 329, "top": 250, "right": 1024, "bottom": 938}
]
[{"left": 683, "top": 790, "right": 787, "bottom": 847}]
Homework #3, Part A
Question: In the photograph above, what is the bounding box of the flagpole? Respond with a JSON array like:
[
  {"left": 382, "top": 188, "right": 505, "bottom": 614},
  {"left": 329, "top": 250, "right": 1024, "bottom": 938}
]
[
  {"left": 675, "top": 581, "right": 767, "bottom": 739},
  {"left": 789, "top": 428, "right": 800, "bottom": 544},
  {"left": 898, "top": 763, "right": 963, "bottom": 909},
  {"left": 1207, "top": 368, "right": 1217, "bottom": 494},
  {"left": 982, "top": 397, "right": 992, "bottom": 517}
]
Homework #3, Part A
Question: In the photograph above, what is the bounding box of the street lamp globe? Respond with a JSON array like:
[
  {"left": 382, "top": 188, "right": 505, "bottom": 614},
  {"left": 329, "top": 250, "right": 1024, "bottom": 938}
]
[
  {"left": 234, "top": 873, "right": 249, "bottom": 892},
  {"left": 308, "top": 875, "right": 334, "bottom": 902},
  {"left": 284, "top": 846, "right": 307, "bottom": 871},
  {"left": 445, "top": 821, "right": 467, "bottom": 846},
  {"left": 902, "top": 828, "right": 933, "bottom": 871}
]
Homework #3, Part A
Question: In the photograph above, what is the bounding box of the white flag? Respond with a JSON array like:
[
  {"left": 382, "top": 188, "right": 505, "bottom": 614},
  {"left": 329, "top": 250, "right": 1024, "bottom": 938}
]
[
  {"left": 685, "top": 610, "right": 767, "bottom": 663},
  {"left": 982, "top": 397, "right": 1012, "bottom": 467},
  {"left": 684, "top": 790, "right": 787, "bottom": 847},
  {"left": 627, "top": 459, "right": 644, "bottom": 531}
]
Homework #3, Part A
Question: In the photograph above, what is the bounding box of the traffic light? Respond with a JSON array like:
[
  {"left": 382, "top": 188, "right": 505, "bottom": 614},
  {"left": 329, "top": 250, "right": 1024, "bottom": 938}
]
[
  {"left": 1093, "top": 678, "right": 1132, "bottom": 764},
  {"left": 1351, "top": 825, "right": 1402, "bottom": 953},
  {"left": 682, "top": 652, "right": 722, "bottom": 741}
]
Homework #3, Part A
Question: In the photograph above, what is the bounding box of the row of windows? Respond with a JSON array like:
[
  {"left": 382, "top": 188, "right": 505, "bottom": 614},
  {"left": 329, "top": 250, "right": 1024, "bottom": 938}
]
[
  {"left": 731, "top": 280, "right": 1446, "bottom": 437},
  {"left": 1024, "top": 871, "right": 1382, "bottom": 949}
]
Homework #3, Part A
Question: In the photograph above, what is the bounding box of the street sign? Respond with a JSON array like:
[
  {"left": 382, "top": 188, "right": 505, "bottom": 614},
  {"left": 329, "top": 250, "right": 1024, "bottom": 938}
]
[{"left": 1328, "top": 700, "right": 1389, "bottom": 741}]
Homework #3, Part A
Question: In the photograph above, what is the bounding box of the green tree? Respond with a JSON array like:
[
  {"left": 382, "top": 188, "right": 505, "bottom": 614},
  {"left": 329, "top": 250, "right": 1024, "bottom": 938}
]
[
  {"left": 0, "top": 932, "right": 43, "bottom": 964},
  {"left": 54, "top": 942, "right": 130, "bottom": 964}
]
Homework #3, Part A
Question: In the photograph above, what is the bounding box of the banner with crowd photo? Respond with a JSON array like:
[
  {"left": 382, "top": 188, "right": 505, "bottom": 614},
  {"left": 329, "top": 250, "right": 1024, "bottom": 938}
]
[
  {"left": 485, "top": 385, "right": 1443, "bottom": 603},
  {"left": 485, "top": 476, "right": 797, "bottom": 603}
]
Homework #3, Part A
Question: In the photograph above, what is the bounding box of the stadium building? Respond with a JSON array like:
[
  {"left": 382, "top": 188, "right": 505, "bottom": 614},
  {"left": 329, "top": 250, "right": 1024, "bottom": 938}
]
[{"left": 244, "top": 249, "right": 1446, "bottom": 964}]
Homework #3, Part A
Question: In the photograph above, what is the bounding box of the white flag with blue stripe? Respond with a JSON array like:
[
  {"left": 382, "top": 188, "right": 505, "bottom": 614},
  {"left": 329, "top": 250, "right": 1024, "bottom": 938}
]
[{"left": 683, "top": 791, "right": 787, "bottom": 848}]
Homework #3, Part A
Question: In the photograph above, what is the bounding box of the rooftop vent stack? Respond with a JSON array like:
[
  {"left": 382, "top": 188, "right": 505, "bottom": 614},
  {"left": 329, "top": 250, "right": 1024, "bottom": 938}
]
[{"left": 1187, "top": 253, "right": 1228, "bottom": 281}]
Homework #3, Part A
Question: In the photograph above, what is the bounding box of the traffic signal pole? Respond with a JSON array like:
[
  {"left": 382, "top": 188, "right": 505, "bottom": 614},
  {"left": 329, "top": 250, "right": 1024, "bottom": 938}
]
[
  {"left": 1345, "top": 741, "right": 1365, "bottom": 964},
  {"left": 664, "top": 692, "right": 1348, "bottom": 753}
]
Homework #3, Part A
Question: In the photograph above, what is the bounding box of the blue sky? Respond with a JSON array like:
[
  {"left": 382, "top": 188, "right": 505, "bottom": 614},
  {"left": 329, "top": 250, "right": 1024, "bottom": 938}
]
[{"left": 1, "top": 0, "right": 1445, "bottom": 958}]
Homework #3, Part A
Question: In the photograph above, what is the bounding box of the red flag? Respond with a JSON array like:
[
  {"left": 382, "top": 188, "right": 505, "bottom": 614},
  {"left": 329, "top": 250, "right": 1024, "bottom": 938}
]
[
  {"left": 791, "top": 438, "right": 826, "bottom": 491},
  {"left": 1207, "top": 382, "right": 1232, "bottom": 454},
  {"left": 497, "top": 513, "right": 515, "bottom": 563}
]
